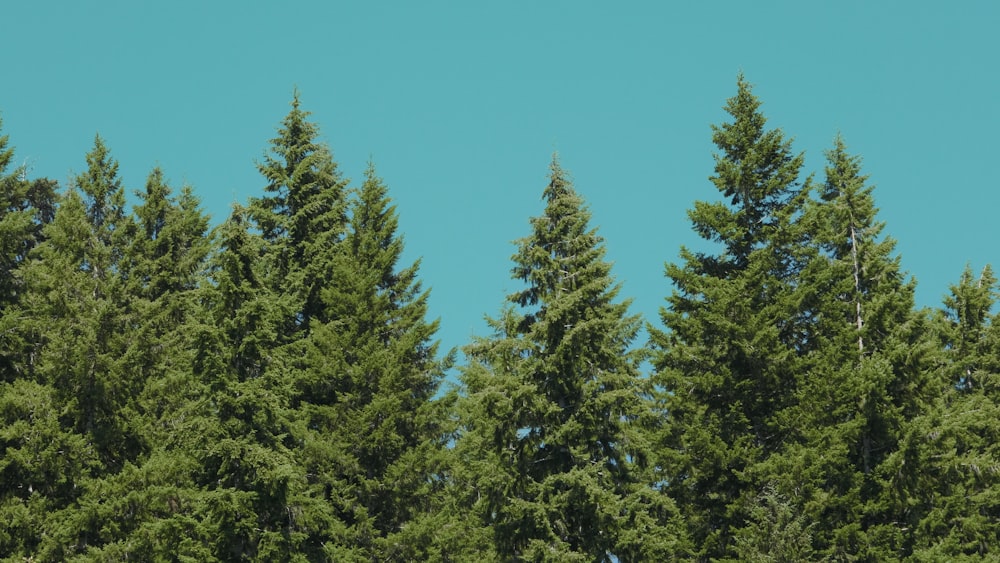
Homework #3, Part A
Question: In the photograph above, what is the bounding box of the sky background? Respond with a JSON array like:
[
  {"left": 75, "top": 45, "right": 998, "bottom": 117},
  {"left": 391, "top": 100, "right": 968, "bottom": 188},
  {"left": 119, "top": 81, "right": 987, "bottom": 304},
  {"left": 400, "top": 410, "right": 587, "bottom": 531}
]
[{"left": 3, "top": 1, "right": 998, "bottom": 362}]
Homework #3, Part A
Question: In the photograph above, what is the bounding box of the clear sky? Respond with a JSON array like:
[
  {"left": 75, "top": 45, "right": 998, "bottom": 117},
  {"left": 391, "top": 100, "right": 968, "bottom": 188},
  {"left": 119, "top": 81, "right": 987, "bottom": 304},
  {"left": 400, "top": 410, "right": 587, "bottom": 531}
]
[{"left": 3, "top": 1, "right": 998, "bottom": 360}]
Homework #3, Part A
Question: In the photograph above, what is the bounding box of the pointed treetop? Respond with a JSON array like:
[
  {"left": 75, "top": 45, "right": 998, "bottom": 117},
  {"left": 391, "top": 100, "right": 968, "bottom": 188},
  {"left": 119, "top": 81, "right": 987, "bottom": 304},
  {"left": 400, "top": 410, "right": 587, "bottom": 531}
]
[
  {"left": 944, "top": 263, "right": 997, "bottom": 334},
  {"left": 0, "top": 115, "right": 13, "bottom": 174},
  {"left": 543, "top": 152, "right": 573, "bottom": 203},
  {"left": 253, "top": 89, "right": 345, "bottom": 247},
  {"left": 78, "top": 134, "right": 121, "bottom": 192},
  {"left": 821, "top": 133, "right": 872, "bottom": 201},
  {"left": 713, "top": 73, "right": 766, "bottom": 153},
  {"left": 697, "top": 73, "right": 806, "bottom": 265},
  {"left": 75, "top": 134, "right": 125, "bottom": 237}
]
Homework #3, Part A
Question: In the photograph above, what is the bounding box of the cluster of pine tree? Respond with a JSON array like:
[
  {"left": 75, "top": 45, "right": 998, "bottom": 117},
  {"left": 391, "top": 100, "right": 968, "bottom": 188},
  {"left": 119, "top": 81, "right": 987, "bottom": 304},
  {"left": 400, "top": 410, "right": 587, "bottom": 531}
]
[{"left": 0, "top": 77, "right": 997, "bottom": 561}]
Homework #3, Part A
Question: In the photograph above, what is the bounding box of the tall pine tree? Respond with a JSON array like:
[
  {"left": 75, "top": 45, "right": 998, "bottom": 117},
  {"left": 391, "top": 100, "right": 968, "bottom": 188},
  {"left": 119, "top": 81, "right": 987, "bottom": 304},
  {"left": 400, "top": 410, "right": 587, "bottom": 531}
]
[
  {"left": 0, "top": 118, "right": 57, "bottom": 377},
  {"left": 0, "top": 119, "right": 87, "bottom": 558},
  {"left": 250, "top": 90, "right": 348, "bottom": 332},
  {"left": 892, "top": 265, "right": 1000, "bottom": 559},
  {"left": 291, "top": 161, "right": 451, "bottom": 559},
  {"left": 10, "top": 136, "right": 147, "bottom": 558},
  {"left": 455, "top": 155, "right": 686, "bottom": 560},
  {"left": 196, "top": 205, "right": 329, "bottom": 561},
  {"left": 21, "top": 135, "right": 138, "bottom": 469},
  {"left": 650, "top": 74, "right": 811, "bottom": 559},
  {"left": 762, "top": 135, "right": 927, "bottom": 559}
]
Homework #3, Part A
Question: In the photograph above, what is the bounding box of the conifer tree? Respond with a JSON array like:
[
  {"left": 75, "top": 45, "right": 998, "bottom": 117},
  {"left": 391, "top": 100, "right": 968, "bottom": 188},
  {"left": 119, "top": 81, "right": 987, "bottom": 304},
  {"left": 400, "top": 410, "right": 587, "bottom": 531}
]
[
  {"left": 124, "top": 169, "right": 214, "bottom": 430},
  {"left": 937, "top": 264, "right": 1000, "bottom": 390},
  {"left": 759, "top": 136, "right": 928, "bottom": 559},
  {"left": 0, "top": 123, "right": 73, "bottom": 558},
  {"left": 455, "top": 155, "right": 686, "bottom": 560},
  {"left": 0, "top": 119, "right": 57, "bottom": 377},
  {"left": 650, "top": 74, "right": 811, "bottom": 559},
  {"left": 0, "top": 121, "right": 32, "bottom": 313},
  {"left": 127, "top": 169, "right": 211, "bottom": 298},
  {"left": 5, "top": 137, "right": 147, "bottom": 558},
  {"left": 283, "top": 161, "right": 451, "bottom": 559},
  {"left": 20, "top": 136, "right": 138, "bottom": 469},
  {"left": 250, "top": 90, "right": 348, "bottom": 331},
  {"left": 233, "top": 93, "right": 364, "bottom": 557},
  {"left": 892, "top": 265, "right": 1000, "bottom": 559},
  {"left": 194, "top": 205, "right": 333, "bottom": 561},
  {"left": 76, "top": 135, "right": 131, "bottom": 284},
  {"left": 43, "top": 170, "right": 222, "bottom": 560}
]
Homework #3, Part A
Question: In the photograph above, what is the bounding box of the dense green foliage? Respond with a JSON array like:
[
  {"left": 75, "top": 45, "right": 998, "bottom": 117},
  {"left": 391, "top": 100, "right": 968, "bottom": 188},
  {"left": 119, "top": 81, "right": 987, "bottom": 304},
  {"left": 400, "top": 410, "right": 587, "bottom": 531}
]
[
  {"left": 452, "top": 157, "right": 687, "bottom": 560},
  {"left": 0, "top": 79, "right": 995, "bottom": 561}
]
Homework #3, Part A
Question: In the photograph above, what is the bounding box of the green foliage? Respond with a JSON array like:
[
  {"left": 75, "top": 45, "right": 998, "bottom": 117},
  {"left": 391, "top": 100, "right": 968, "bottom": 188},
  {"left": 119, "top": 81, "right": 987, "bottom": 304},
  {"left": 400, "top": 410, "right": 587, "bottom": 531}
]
[
  {"left": 250, "top": 90, "right": 349, "bottom": 330},
  {"left": 293, "top": 161, "right": 451, "bottom": 558},
  {"left": 19, "top": 137, "right": 140, "bottom": 471},
  {"left": 778, "top": 135, "right": 931, "bottom": 559},
  {"left": 938, "top": 264, "right": 1000, "bottom": 391},
  {"left": 0, "top": 119, "right": 57, "bottom": 377},
  {"left": 732, "top": 484, "right": 816, "bottom": 562},
  {"left": 0, "top": 380, "right": 97, "bottom": 558},
  {"left": 456, "top": 156, "right": 687, "bottom": 560},
  {"left": 651, "top": 75, "right": 811, "bottom": 559},
  {"left": 198, "top": 205, "right": 320, "bottom": 560},
  {"left": 0, "top": 80, "right": 992, "bottom": 560},
  {"left": 890, "top": 265, "right": 1000, "bottom": 560}
]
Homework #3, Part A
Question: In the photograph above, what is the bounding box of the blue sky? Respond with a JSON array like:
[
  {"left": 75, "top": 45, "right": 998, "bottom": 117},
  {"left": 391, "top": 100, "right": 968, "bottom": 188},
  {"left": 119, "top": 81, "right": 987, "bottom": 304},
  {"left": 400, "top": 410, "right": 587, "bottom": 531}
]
[{"left": 3, "top": 1, "right": 998, "bottom": 359}]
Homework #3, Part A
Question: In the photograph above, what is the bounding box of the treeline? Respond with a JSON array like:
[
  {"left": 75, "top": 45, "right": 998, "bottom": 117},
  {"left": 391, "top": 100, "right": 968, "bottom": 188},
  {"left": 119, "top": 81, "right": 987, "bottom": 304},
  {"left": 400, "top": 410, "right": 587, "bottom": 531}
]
[{"left": 1, "top": 76, "right": 997, "bottom": 561}]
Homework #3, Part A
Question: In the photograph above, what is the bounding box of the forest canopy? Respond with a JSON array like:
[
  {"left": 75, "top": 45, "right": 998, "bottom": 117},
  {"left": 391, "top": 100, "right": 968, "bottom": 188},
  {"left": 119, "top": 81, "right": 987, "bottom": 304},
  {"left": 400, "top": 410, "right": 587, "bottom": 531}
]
[{"left": 1, "top": 76, "right": 997, "bottom": 561}]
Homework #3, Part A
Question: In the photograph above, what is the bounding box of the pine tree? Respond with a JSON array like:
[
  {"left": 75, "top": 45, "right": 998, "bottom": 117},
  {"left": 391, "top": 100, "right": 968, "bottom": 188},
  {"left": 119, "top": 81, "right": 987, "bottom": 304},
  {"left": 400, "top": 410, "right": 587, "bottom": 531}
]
[
  {"left": 221, "top": 93, "right": 362, "bottom": 557},
  {"left": 938, "top": 264, "right": 1000, "bottom": 391},
  {"left": 250, "top": 90, "right": 349, "bottom": 331},
  {"left": 0, "top": 118, "right": 57, "bottom": 377},
  {"left": 0, "top": 121, "right": 32, "bottom": 312},
  {"left": 650, "top": 74, "right": 812, "bottom": 559},
  {"left": 0, "top": 122, "right": 73, "bottom": 557},
  {"left": 75, "top": 135, "right": 131, "bottom": 284},
  {"left": 894, "top": 265, "right": 1000, "bottom": 559},
  {"left": 20, "top": 136, "right": 139, "bottom": 469},
  {"left": 42, "top": 169, "right": 223, "bottom": 560},
  {"left": 289, "top": 161, "right": 450, "bottom": 558},
  {"left": 124, "top": 169, "right": 214, "bottom": 433},
  {"left": 194, "top": 205, "right": 332, "bottom": 561},
  {"left": 455, "top": 155, "right": 686, "bottom": 560},
  {"left": 6, "top": 136, "right": 146, "bottom": 558},
  {"left": 772, "top": 136, "right": 930, "bottom": 559}
]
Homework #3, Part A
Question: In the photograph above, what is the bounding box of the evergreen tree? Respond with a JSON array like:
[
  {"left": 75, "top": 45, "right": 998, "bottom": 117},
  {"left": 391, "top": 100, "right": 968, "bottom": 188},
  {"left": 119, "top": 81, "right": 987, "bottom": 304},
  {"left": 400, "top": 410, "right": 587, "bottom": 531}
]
[
  {"left": 937, "top": 264, "right": 1000, "bottom": 391},
  {"left": 75, "top": 135, "right": 131, "bottom": 284},
  {"left": 291, "top": 162, "right": 450, "bottom": 559},
  {"left": 0, "top": 121, "right": 74, "bottom": 558},
  {"left": 893, "top": 265, "right": 1000, "bottom": 559},
  {"left": 650, "top": 75, "right": 810, "bottom": 559},
  {"left": 226, "top": 93, "right": 362, "bottom": 557},
  {"left": 41, "top": 169, "right": 223, "bottom": 560},
  {"left": 194, "top": 205, "right": 333, "bottom": 561},
  {"left": 6, "top": 137, "right": 144, "bottom": 558},
  {"left": 0, "top": 118, "right": 57, "bottom": 377},
  {"left": 127, "top": 169, "right": 211, "bottom": 298},
  {"left": 20, "top": 136, "right": 138, "bottom": 469},
  {"left": 743, "top": 135, "right": 929, "bottom": 559},
  {"left": 455, "top": 155, "right": 686, "bottom": 560},
  {"left": 250, "top": 90, "right": 349, "bottom": 331},
  {"left": 124, "top": 168, "right": 214, "bottom": 439}
]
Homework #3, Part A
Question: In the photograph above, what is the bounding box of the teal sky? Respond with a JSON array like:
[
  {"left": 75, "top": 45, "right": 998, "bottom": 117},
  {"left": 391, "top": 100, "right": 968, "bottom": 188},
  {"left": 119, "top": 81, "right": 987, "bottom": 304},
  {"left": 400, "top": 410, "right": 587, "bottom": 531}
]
[{"left": 3, "top": 1, "right": 998, "bottom": 358}]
